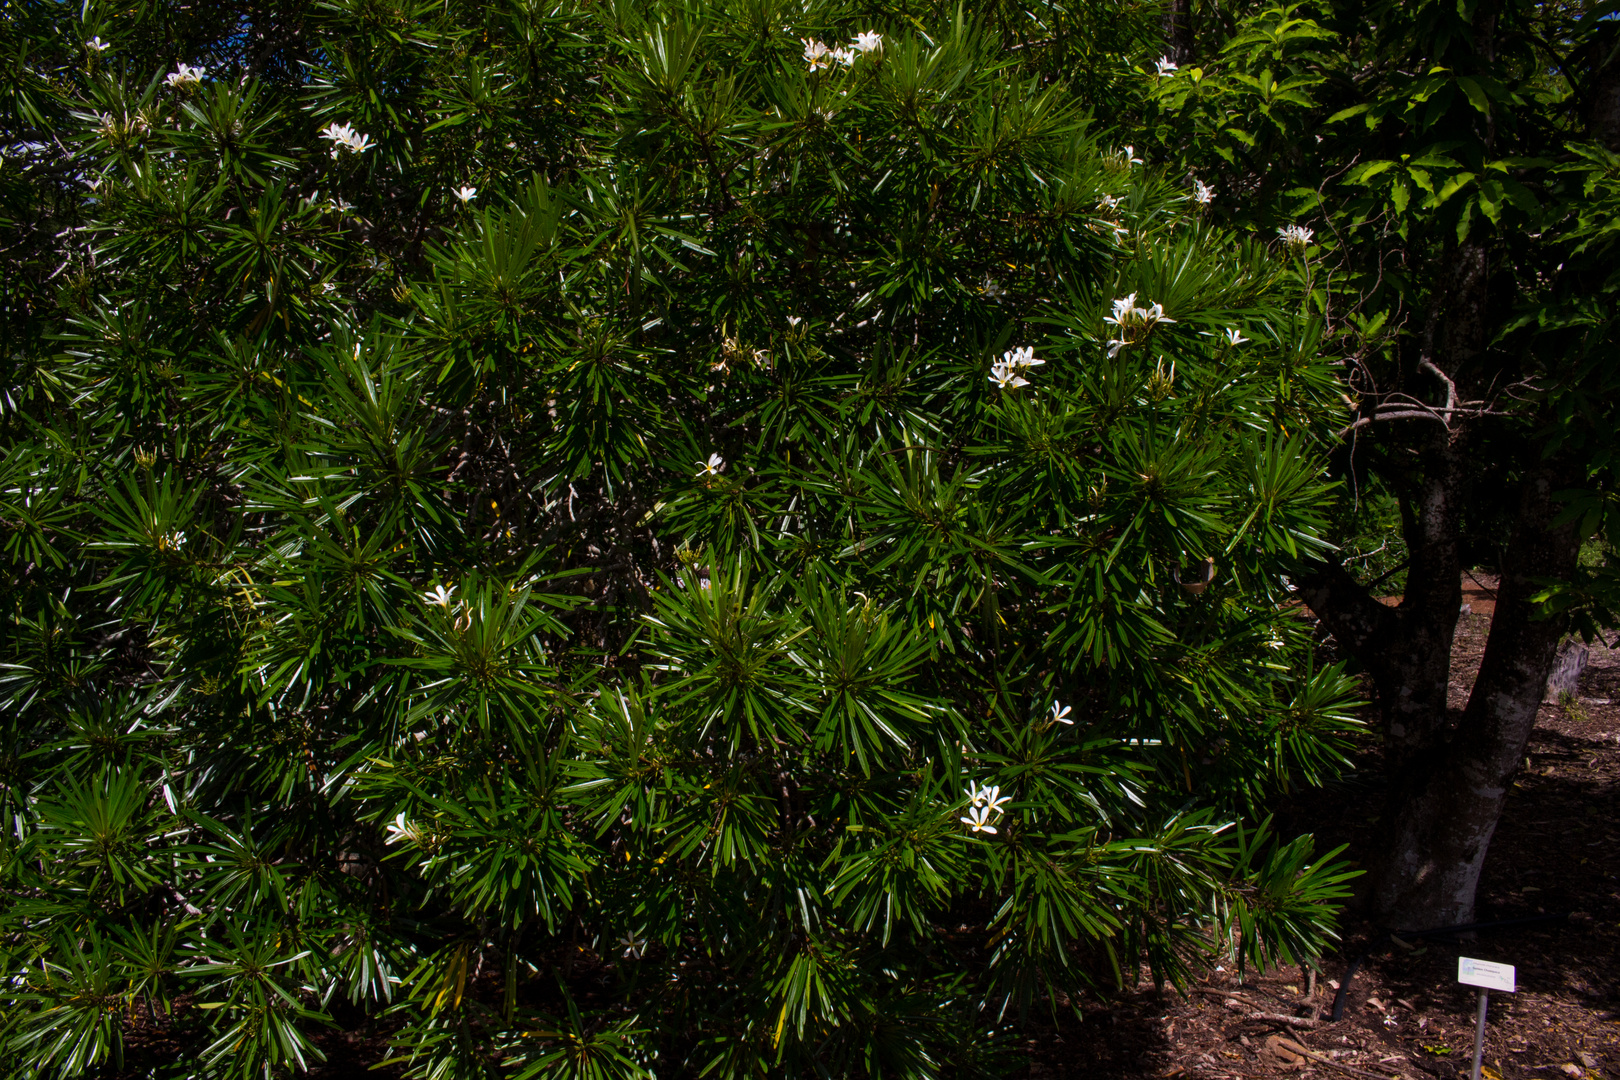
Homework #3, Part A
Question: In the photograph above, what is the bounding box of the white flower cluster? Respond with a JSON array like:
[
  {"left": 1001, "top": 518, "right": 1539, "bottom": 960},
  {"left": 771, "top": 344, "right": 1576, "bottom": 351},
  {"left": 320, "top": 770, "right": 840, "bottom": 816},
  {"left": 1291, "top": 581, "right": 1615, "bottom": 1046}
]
[
  {"left": 320, "top": 121, "right": 375, "bottom": 158},
  {"left": 1094, "top": 191, "right": 1129, "bottom": 243},
  {"left": 1277, "top": 224, "right": 1315, "bottom": 253},
  {"left": 95, "top": 110, "right": 150, "bottom": 142},
  {"left": 802, "top": 30, "right": 882, "bottom": 72},
  {"left": 988, "top": 345, "right": 1043, "bottom": 389},
  {"left": 164, "top": 63, "right": 205, "bottom": 89},
  {"left": 1112, "top": 145, "right": 1144, "bottom": 168},
  {"left": 714, "top": 337, "right": 768, "bottom": 374},
  {"left": 961, "top": 781, "right": 1011, "bottom": 834},
  {"left": 1103, "top": 293, "right": 1175, "bottom": 356}
]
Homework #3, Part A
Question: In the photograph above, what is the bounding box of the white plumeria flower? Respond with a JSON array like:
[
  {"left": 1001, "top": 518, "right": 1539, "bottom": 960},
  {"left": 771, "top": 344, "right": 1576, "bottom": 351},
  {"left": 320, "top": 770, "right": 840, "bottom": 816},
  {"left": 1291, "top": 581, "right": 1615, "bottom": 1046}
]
[
  {"left": 1118, "top": 145, "right": 1144, "bottom": 166},
  {"left": 1193, "top": 179, "right": 1215, "bottom": 205},
  {"left": 1105, "top": 293, "right": 1138, "bottom": 326},
  {"left": 960, "top": 804, "right": 998, "bottom": 834},
  {"left": 164, "top": 63, "right": 205, "bottom": 88},
  {"left": 786, "top": 316, "right": 802, "bottom": 327},
  {"left": 453, "top": 185, "right": 477, "bottom": 203},
  {"left": 320, "top": 121, "right": 375, "bottom": 157},
  {"left": 1224, "top": 328, "right": 1249, "bottom": 346},
  {"left": 384, "top": 812, "right": 413, "bottom": 845},
  {"left": 1104, "top": 294, "right": 1174, "bottom": 354},
  {"left": 981, "top": 785, "right": 1011, "bottom": 813},
  {"left": 86, "top": 37, "right": 110, "bottom": 53},
  {"left": 619, "top": 931, "right": 647, "bottom": 959},
  {"left": 853, "top": 30, "right": 883, "bottom": 54},
  {"left": 696, "top": 453, "right": 725, "bottom": 477},
  {"left": 423, "top": 583, "right": 456, "bottom": 607},
  {"left": 981, "top": 275, "right": 1005, "bottom": 299},
  {"left": 802, "top": 38, "right": 832, "bottom": 72},
  {"left": 1105, "top": 293, "right": 1175, "bottom": 328},
  {"left": 987, "top": 360, "right": 1029, "bottom": 389},
  {"left": 1277, "top": 224, "right": 1315, "bottom": 252},
  {"left": 1050, "top": 701, "right": 1074, "bottom": 725},
  {"left": 830, "top": 46, "right": 856, "bottom": 66},
  {"left": 1003, "top": 345, "right": 1044, "bottom": 369},
  {"left": 965, "top": 782, "right": 987, "bottom": 806},
  {"left": 1156, "top": 55, "right": 1179, "bottom": 76}
]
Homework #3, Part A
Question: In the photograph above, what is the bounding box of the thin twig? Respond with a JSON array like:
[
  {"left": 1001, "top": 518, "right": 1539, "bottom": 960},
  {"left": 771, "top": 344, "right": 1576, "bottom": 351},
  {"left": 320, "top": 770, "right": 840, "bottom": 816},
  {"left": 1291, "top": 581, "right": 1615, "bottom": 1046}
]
[{"left": 1268, "top": 1036, "right": 1405, "bottom": 1080}]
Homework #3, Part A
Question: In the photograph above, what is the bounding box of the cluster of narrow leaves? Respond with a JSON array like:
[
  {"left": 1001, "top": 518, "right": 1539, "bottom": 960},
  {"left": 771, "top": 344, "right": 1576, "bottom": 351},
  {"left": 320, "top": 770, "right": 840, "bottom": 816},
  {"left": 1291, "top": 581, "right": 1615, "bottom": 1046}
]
[{"left": 1, "top": 1, "right": 1363, "bottom": 1076}]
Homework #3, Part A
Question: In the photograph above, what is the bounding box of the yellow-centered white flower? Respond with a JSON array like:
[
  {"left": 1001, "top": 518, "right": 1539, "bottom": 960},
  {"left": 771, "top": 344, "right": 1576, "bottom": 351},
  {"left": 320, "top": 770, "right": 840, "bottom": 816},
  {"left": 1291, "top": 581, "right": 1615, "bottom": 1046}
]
[
  {"left": 696, "top": 453, "right": 725, "bottom": 477},
  {"left": 1050, "top": 702, "right": 1073, "bottom": 725},
  {"left": 1003, "top": 346, "right": 1043, "bottom": 369},
  {"left": 320, "top": 122, "right": 374, "bottom": 157},
  {"left": 960, "top": 804, "right": 998, "bottom": 833},
  {"left": 988, "top": 360, "right": 1029, "bottom": 389},
  {"left": 802, "top": 38, "right": 832, "bottom": 71},
  {"left": 165, "top": 63, "right": 205, "bottom": 88},
  {"left": 423, "top": 584, "right": 456, "bottom": 607}
]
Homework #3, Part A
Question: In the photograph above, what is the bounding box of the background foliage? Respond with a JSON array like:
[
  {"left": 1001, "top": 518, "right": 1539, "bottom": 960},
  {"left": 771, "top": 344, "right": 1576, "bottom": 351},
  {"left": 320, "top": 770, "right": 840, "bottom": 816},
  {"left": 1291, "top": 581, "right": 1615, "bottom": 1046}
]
[{"left": 1, "top": 0, "right": 1365, "bottom": 1075}]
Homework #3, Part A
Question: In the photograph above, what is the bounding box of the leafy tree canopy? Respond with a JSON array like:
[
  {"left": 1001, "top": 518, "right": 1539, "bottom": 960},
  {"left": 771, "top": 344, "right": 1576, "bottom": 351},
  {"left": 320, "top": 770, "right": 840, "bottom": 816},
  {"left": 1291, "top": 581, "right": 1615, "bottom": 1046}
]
[
  {"left": 1134, "top": 0, "right": 1620, "bottom": 928},
  {"left": 1, "top": 1, "right": 1363, "bottom": 1075}
]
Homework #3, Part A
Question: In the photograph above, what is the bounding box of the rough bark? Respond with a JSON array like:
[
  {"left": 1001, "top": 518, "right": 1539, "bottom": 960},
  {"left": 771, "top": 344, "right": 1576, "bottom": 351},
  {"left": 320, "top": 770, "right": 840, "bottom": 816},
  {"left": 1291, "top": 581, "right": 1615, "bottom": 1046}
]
[
  {"left": 1163, "top": 0, "right": 1195, "bottom": 66},
  {"left": 1367, "top": 465, "right": 1580, "bottom": 927},
  {"left": 1581, "top": 23, "right": 1620, "bottom": 151}
]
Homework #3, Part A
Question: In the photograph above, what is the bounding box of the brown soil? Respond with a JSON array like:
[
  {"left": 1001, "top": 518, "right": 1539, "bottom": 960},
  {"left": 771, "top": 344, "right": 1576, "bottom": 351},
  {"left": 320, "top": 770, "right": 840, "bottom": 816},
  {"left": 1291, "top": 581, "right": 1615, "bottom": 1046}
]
[{"left": 1035, "top": 575, "right": 1620, "bottom": 1080}]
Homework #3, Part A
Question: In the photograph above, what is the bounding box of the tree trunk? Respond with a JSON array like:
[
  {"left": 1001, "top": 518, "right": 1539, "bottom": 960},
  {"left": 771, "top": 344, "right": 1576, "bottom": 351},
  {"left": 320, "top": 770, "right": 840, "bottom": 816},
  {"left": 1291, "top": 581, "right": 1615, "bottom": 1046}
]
[
  {"left": 1163, "top": 0, "right": 1195, "bottom": 65},
  {"left": 1367, "top": 465, "right": 1580, "bottom": 927}
]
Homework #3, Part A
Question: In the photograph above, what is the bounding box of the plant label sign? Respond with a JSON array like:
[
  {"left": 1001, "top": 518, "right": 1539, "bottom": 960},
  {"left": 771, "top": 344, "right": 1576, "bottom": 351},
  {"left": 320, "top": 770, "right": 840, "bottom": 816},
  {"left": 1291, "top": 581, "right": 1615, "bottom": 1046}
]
[{"left": 1458, "top": 957, "right": 1516, "bottom": 993}]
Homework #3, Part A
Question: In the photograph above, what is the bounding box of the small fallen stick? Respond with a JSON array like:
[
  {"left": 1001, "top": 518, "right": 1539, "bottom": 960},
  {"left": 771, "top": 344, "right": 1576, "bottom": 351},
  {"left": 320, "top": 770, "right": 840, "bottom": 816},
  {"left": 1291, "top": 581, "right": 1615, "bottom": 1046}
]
[
  {"left": 1266, "top": 1035, "right": 1403, "bottom": 1080},
  {"left": 1244, "top": 1010, "right": 1321, "bottom": 1029}
]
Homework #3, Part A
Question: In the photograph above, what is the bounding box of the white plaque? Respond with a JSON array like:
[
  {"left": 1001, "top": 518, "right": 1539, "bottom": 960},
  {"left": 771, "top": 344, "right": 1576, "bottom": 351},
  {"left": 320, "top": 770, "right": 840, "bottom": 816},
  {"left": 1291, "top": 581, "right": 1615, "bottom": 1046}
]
[{"left": 1457, "top": 957, "right": 1516, "bottom": 992}]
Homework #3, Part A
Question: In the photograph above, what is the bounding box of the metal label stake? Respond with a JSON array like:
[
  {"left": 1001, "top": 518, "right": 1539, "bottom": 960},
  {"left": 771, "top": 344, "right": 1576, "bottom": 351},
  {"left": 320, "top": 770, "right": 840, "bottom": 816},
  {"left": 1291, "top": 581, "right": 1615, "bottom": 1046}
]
[{"left": 1457, "top": 957, "right": 1516, "bottom": 1080}]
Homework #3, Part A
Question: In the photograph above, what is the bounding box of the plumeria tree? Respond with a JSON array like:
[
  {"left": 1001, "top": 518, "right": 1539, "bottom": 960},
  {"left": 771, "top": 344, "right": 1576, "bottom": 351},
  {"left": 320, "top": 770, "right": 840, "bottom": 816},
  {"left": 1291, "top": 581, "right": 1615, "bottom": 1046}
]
[
  {"left": 1139, "top": 0, "right": 1620, "bottom": 929},
  {"left": 1, "top": 1, "right": 1361, "bottom": 1076}
]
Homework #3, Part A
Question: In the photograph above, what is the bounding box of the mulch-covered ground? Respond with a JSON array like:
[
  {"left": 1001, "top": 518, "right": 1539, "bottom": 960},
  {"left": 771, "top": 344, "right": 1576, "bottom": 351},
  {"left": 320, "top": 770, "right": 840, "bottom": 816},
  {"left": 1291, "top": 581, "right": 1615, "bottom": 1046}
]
[{"left": 1035, "top": 575, "right": 1620, "bottom": 1080}]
